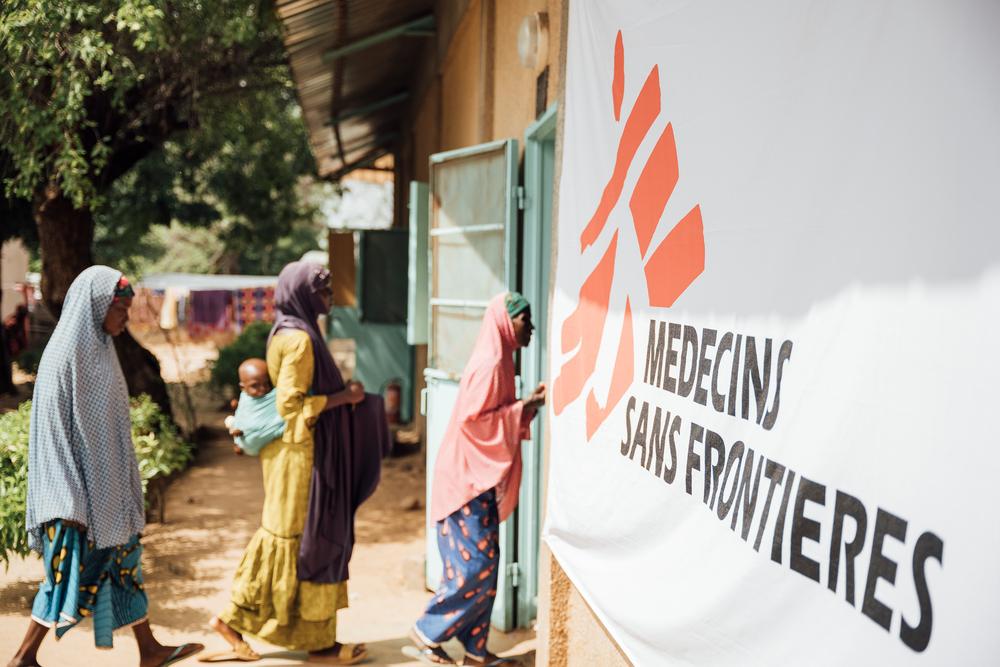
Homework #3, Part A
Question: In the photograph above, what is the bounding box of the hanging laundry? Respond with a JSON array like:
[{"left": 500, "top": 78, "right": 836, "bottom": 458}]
[
  {"left": 236, "top": 286, "right": 277, "bottom": 326},
  {"left": 189, "top": 290, "right": 233, "bottom": 337},
  {"left": 159, "top": 287, "right": 181, "bottom": 330}
]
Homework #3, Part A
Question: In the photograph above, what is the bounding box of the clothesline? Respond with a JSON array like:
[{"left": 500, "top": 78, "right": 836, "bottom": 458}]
[{"left": 130, "top": 285, "right": 277, "bottom": 337}]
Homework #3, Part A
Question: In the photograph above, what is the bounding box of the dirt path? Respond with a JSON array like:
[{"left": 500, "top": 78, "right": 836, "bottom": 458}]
[{"left": 0, "top": 407, "right": 535, "bottom": 666}]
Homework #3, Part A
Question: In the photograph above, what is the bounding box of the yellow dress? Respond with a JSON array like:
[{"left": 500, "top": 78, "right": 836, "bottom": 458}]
[{"left": 219, "top": 330, "right": 348, "bottom": 651}]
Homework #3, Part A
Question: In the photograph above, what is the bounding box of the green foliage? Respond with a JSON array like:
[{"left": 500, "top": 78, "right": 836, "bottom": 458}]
[
  {"left": 0, "top": 402, "right": 31, "bottom": 566},
  {"left": 93, "top": 92, "right": 326, "bottom": 276},
  {"left": 1, "top": 1, "right": 327, "bottom": 279},
  {"left": 0, "top": 152, "right": 35, "bottom": 247},
  {"left": 129, "top": 393, "right": 193, "bottom": 493},
  {"left": 210, "top": 321, "right": 271, "bottom": 397},
  {"left": 0, "top": 0, "right": 289, "bottom": 209},
  {"left": 95, "top": 220, "right": 225, "bottom": 280},
  {"left": 0, "top": 395, "right": 193, "bottom": 566}
]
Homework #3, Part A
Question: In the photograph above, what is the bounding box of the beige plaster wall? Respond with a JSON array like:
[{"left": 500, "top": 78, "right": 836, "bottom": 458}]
[
  {"left": 439, "top": 0, "right": 483, "bottom": 151},
  {"left": 538, "top": 552, "right": 631, "bottom": 666},
  {"left": 408, "top": 0, "right": 565, "bottom": 167},
  {"left": 491, "top": 0, "right": 564, "bottom": 144},
  {"left": 1, "top": 239, "right": 29, "bottom": 320},
  {"left": 412, "top": 81, "right": 440, "bottom": 183}
]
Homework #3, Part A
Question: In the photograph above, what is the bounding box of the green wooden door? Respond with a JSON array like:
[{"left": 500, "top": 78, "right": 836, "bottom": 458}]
[{"left": 423, "top": 139, "right": 520, "bottom": 631}]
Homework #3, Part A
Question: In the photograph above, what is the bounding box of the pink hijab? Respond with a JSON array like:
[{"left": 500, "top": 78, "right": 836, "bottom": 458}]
[{"left": 430, "top": 293, "right": 534, "bottom": 522}]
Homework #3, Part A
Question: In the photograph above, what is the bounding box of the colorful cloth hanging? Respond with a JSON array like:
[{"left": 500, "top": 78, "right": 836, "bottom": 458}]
[
  {"left": 235, "top": 287, "right": 277, "bottom": 329},
  {"left": 188, "top": 290, "right": 233, "bottom": 337}
]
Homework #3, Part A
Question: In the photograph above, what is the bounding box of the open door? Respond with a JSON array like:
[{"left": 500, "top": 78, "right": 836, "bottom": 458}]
[
  {"left": 517, "top": 104, "right": 558, "bottom": 626},
  {"left": 423, "top": 139, "right": 520, "bottom": 631}
]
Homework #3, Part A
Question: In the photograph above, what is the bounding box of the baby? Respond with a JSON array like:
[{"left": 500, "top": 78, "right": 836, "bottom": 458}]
[{"left": 224, "top": 358, "right": 286, "bottom": 456}]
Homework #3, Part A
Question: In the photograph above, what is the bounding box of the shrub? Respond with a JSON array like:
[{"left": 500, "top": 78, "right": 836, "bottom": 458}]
[
  {"left": 0, "top": 402, "right": 31, "bottom": 565},
  {"left": 210, "top": 320, "right": 271, "bottom": 397},
  {"left": 129, "top": 394, "right": 194, "bottom": 494},
  {"left": 0, "top": 395, "right": 193, "bottom": 566}
]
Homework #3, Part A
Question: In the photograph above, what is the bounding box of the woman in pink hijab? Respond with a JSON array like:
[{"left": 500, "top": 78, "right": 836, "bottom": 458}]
[{"left": 406, "top": 292, "right": 545, "bottom": 666}]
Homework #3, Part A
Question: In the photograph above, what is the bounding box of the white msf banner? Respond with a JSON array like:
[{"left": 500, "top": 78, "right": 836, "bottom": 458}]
[{"left": 545, "top": 1, "right": 1000, "bottom": 664}]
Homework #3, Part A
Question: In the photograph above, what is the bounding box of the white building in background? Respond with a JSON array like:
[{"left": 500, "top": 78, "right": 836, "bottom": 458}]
[
  {"left": 1, "top": 239, "right": 29, "bottom": 320},
  {"left": 322, "top": 177, "right": 393, "bottom": 231}
]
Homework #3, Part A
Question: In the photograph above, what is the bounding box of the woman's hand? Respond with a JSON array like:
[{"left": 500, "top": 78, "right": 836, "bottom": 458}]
[
  {"left": 325, "top": 380, "right": 366, "bottom": 410},
  {"left": 344, "top": 380, "right": 365, "bottom": 405},
  {"left": 524, "top": 383, "right": 546, "bottom": 410}
]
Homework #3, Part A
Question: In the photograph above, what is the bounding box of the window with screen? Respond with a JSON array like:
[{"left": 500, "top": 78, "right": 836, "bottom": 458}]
[{"left": 428, "top": 140, "right": 516, "bottom": 377}]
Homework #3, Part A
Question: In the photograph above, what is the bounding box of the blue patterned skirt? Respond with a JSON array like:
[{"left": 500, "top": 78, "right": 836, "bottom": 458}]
[
  {"left": 30, "top": 520, "right": 148, "bottom": 648},
  {"left": 415, "top": 489, "right": 500, "bottom": 659}
]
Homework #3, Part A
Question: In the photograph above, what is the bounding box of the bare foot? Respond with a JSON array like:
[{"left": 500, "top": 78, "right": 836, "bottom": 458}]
[
  {"left": 307, "top": 642, "right": 368, "bottom": 664},
  {"left": 208, "top": 616, "right": 243, "bottom": 648},
  {"left": 139, "top": 642, "right": 204, "bottom": 667},
  {"left": 7, "top": 659, "right": 43, "bottom": 667}
]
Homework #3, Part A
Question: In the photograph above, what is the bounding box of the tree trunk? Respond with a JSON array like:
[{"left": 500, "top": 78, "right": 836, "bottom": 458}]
[
  {"left": 113, "top": 328, "right": 173, "bottom": 412},
  {"left": 33, "top": 185, "right": 172, "bottom": 415},
  {"left": 34, "top": 184, "right": 94, "bottom": 312}
]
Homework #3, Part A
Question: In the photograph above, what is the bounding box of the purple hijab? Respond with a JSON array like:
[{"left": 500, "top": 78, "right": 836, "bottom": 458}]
[{"left": 269, "top": 261, "right": 390, "bottom": 583}]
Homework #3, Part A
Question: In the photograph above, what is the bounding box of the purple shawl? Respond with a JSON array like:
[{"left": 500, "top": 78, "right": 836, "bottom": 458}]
[{"left": 269, "top": 261, "right": 390, "bottom": 583}]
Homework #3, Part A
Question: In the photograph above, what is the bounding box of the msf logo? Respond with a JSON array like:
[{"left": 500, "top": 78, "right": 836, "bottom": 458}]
[{"left": 552, "top": 31, "right": 706, "bottom": 440}]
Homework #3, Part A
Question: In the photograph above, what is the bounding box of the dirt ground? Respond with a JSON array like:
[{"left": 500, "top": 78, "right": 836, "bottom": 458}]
[{"left": 0, "top": 382, "right": 536, "bottom": 665}]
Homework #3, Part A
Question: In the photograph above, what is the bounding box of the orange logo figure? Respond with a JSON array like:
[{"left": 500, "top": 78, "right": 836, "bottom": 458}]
[{"left": 552, "top": 31, "right": 706, "bottom": 440}]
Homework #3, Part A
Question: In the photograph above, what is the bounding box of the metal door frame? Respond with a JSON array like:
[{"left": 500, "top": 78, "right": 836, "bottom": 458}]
[{"left": 517, "top": 103, "right": 558, "bottom": 626}]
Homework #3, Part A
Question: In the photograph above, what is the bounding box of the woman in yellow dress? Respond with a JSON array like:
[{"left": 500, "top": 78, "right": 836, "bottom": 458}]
[{"left": 206, "top": 262, "right": 371, "bottom": 665}]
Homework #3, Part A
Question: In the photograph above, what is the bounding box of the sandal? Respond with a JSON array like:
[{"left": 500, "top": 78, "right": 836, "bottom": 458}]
[
  {"left": 197, "top": 640, "right": 260, "bottom": 662},
  {"left": 402, "top": 645, "right": 456, "bottom": 665},
  {"left": 309, "top": 643, "right": 369, "bottom": 665},
  {"left": 158, "top": 643, "right": 204, "bottom": 666},
  {"left": 403, "top": 627, "right": 455, "bottom": 665}
]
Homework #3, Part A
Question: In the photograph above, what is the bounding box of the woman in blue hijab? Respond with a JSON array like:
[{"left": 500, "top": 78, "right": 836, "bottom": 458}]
[{"left": 7, "top": 266, "right": 203, "bottom": 667}]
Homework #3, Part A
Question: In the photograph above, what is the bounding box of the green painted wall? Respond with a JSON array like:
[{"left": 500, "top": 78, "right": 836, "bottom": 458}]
[{"left": 328, "top": 306, "right": 414, "bottom": 423}]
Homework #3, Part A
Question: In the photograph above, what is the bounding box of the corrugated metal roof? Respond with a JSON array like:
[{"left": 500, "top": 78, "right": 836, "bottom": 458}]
[{"left": 275, "top": 0, "right": 433, "bottom": 180}]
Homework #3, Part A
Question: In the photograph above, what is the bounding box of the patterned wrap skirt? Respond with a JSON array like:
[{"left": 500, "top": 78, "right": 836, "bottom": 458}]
[
  {"left": 415, "top": 488, "right": 500, "bottom": 660},
  {"left": 30, "top": 520, "right": 148, "bottom": 648}
]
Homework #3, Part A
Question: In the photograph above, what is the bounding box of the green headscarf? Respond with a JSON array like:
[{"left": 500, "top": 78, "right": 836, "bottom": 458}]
[{"left": 505, "top": 291, "right": 530, "bottom": 319}]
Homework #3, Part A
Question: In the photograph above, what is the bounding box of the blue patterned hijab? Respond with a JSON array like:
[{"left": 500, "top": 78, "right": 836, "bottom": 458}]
[{"left": 26, "top": 266, "right": 145, "bottom": 551}]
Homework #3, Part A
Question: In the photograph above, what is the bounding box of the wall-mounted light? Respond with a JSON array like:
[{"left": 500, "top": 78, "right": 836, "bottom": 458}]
[{"left": 517, "top": 11, "right": 549, "bottom": 71}]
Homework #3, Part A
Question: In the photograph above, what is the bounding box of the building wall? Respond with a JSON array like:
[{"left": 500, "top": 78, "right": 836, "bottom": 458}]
[
  {"left": 538, "top": 551, "right": 632, "bottom": 666},
  {"left": 1, "top": 239, "right": 29, "bottom": 320},
  {"left": 409, "top": 0, "right": 565, "bottom": 167},
  {"left": 412, "top": 81, "right": 440, "bottom": 183},
  {"left": 491, "top": 0, "right": 563, "bottom": 143},
  {"left": 439, "top": 0, "right": 483, "bottom": 150}
]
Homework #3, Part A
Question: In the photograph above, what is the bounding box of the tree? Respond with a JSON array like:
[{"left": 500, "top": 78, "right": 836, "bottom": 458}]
[
  {"left": 0, "top": 1, "right": 293, "bottom": 407},
  {"left": 93, "top": 89, "right": 325, "bottom": 277}
]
